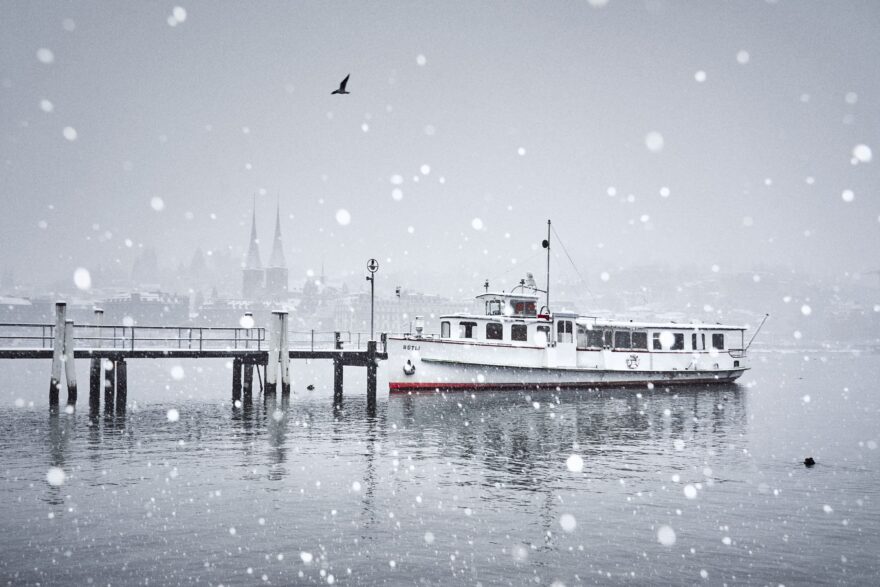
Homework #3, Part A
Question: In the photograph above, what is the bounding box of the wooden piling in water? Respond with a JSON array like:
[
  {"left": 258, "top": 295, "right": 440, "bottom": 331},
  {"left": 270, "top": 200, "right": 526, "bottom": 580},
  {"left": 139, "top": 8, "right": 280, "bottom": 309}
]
[
  {"left": 242, "top": 362, "right": 254, "bottom": 404},
  {"left": 103, "top": 360, "right": 115, "bottom": 414},
  {"left": 333, "top": 331, "right": 344, "bottom": 407},
  {"left": 63, "top": 319, "right": 77, "bottom": 406},
  {"left": 115, "top": 359, "right": 127, "bottom": 412},
  {"left": 89, "top": 358, "right": 101, "bottom": 411},
  {"left": 265, "top": 312, "right": 280, "bottom": 396},
  {"left": 232, "top": 358, "right": 242, "bottom": 403},
  {"left": 366, "top": 340, "right": 377, "bottom": 409},
  {"left": 333, "top": 357, "right": 344, "bottom": 407},
  {"left": 89, "top": 309, "right": 104, "bottom": 410},
  {"left": 279, "top": 312, "right": 290, "bottom": 397},
  {"left": 49, "top": 302, "right": 66, "bottom": 406}
]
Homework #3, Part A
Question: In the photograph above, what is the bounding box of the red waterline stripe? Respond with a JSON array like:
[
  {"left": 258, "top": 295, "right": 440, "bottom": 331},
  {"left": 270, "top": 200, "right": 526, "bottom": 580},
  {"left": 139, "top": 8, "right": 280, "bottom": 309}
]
[{"left": 388, "top": 377, "right": 738, "bottom": 393}]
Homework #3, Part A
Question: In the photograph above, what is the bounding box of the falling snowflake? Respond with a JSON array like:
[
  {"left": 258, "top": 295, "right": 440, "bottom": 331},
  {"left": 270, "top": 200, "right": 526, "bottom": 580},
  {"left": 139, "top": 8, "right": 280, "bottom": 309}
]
[
  {"left": 46, "top": 467, "right": 66, "bottom": 486},
  {"left": 645, "top": 131, "right": 664, "bottom": 153},
  {"left": 73, "top": 267, "right": 91, "bottom": 290},
  {"left": 559, "top": 513, "right": 577, "bottom": 532},
  {"left": 657, "top": 525, "right": 676, "bottom": 546},
  {"left": 852, "top": 144, "right": 872, "bottom": 163},
  {"left": 37, "top": 48, "right": 55, "bottom": 64}
]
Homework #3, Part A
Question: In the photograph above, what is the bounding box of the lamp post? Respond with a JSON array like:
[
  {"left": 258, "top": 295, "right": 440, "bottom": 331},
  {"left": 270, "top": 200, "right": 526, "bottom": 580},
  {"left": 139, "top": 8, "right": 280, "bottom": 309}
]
[{"left": 366, "top": 258, "right": 379, "bottom": 340}]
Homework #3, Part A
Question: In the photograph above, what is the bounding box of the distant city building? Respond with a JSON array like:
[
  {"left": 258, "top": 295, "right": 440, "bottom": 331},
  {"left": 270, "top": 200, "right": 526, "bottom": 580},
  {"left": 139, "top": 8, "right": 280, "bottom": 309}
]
[
  {"left": 334, "top": 291, "right": 478, "bottom": 336},
  {"left": 103, "top": 291, "right": 188, "bottom": 325}
]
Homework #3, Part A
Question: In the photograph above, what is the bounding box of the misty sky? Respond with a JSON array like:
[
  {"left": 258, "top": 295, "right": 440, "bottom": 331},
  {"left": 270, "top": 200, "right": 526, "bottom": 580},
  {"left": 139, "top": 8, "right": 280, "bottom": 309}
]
[{"left": 1, "top": 1, "right": 878, "bottom": 295}]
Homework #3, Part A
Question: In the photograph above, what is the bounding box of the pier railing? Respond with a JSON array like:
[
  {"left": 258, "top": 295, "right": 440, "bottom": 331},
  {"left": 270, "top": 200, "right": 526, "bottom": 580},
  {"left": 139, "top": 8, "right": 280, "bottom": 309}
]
[
  {"left": 0, "top": 323, "right": 387, "bottom": 353},
  {"left": 0, "top": 323, "right": 268, "bottom": 351}
]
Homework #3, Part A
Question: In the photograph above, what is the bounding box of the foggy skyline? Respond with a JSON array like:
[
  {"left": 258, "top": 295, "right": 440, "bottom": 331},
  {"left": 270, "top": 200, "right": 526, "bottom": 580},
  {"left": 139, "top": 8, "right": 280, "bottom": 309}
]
[{"left": 2, "top": 1, "right": 878, "bottom": 296}]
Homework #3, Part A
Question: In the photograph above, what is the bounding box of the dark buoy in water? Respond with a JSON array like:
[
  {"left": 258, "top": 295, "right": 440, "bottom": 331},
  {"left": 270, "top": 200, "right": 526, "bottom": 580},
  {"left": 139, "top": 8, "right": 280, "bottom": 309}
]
[
  {"left": 804, "top": 457, "right": 816, "bottom": 467},
  {"left": 306, "top": 384, "right": 315, "bottom": 391}
]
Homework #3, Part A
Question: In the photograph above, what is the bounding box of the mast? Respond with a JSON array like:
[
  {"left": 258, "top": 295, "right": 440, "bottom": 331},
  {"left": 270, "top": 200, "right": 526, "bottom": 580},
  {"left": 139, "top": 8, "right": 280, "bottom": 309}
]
[{"left": 542, "top": 219, "right": 551, "bottom": 312}]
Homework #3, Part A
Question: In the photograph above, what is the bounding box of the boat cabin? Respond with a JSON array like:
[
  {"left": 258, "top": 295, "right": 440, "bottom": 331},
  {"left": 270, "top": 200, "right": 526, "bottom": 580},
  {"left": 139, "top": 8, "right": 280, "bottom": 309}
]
[{"left": 434, "top": 292, "right": 744, "bottom": 357}]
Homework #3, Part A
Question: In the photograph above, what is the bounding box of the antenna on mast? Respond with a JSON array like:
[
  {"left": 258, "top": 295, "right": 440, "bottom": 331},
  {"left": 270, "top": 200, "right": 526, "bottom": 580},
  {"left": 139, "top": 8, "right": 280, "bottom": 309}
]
[{"left": 541, "top": 219, "right": 551, "bottom": 313}]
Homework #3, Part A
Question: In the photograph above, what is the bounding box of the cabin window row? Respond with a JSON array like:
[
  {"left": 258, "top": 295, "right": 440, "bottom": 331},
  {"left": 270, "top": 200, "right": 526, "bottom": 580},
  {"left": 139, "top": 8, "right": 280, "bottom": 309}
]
[
  {"left": 576, "top": 327, "right": 725, "bottom": 351},
  {"left": 576, "top": 327, "right": 649, "bottom": 350},
  {"left": 440, "top": 321, "right": 530, "bottom": 342},
  {"left": 440, "top": 320, "right": 726, "bottom": 350}
]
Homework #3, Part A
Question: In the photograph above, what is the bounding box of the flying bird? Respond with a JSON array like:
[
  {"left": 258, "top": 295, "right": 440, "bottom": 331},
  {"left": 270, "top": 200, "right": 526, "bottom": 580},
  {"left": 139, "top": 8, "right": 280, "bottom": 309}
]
[{"left": 331, "top": 74, "right": 350, "bottom": 95}]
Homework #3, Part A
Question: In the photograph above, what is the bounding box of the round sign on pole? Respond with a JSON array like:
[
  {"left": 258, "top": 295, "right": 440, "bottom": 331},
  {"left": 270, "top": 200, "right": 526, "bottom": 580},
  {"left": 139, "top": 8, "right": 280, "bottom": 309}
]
[{"left": 367, "top": 258, "right": 379, "bottom": 273}]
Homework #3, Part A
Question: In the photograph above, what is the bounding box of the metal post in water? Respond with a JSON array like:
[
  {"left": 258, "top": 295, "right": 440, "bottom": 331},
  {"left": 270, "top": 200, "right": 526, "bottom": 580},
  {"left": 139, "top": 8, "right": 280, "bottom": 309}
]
[
  {"left": 49, "top": 302, "right": 67, "bottom": 406},
  {"left": 366, "top": 258, "right": 379, "bottom": 340},
  {"left": 63, "top": 319, "right": 77, "bottom": 406}
]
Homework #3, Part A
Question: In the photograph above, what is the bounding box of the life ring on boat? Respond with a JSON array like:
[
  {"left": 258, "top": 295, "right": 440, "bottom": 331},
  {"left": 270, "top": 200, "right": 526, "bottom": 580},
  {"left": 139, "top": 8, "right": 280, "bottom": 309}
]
[{"left": 403, "top": 360, "right": 416, "bottom": 376}]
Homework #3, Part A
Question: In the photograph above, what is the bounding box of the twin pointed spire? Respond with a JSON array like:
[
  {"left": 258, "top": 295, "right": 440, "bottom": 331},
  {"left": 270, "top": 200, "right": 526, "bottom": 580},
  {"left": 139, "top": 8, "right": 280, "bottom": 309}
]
[
  {"left": 269, "top": 200, "right": 286, "bottom": 268},
  {"left": 245, "top": 198, "right": 262, "bottom": 270},
  {"left": 244, "top": 196, "right": 287, "bottom": 270}
]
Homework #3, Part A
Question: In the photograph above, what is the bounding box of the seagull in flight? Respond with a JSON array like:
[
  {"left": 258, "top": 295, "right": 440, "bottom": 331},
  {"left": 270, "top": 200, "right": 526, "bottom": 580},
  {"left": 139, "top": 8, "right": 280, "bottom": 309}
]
[{"left": 331, "top": 74, "right": 351, "bottom": 95}]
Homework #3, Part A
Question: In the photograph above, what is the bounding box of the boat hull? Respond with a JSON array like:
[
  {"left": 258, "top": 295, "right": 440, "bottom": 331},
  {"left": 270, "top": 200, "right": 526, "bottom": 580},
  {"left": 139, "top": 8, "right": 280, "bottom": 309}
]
[{"left": 387, "top": 337, "right": 748, "bottom": 393}]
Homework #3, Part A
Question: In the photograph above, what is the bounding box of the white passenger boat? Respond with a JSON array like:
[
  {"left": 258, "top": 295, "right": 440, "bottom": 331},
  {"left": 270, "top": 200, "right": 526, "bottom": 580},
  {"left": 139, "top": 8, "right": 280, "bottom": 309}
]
[{"left": 387, "top": 221, "right": 758, "bottom": 393}]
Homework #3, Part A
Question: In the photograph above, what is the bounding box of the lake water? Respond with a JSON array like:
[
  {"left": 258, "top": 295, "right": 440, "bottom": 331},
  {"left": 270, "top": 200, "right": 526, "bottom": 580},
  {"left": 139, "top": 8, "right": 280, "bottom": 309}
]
[{"left": 1, "top": 352, "right": 879, "bottom": 585}]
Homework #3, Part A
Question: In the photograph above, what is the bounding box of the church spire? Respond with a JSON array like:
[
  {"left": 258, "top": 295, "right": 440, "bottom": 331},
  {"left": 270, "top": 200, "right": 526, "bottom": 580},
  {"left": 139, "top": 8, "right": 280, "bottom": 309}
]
[
  {"left": 245, "top": 197, "right": 262, "bottom": 269},
  {"left": 269, "top": 198, "right": 287, "bottom": 268}
]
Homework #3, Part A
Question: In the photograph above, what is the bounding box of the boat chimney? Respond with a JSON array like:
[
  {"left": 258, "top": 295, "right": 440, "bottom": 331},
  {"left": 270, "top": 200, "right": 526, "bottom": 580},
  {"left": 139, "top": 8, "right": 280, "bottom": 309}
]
[{"left": 414, "top": 316, "right": 425, "bottom": 338}]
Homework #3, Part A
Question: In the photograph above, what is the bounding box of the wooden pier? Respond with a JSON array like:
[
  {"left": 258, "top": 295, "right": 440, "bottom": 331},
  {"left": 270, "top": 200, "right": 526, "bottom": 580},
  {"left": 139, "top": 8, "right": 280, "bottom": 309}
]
[{"left": 0, "top": 303, "right": 386, "bottom": 412}]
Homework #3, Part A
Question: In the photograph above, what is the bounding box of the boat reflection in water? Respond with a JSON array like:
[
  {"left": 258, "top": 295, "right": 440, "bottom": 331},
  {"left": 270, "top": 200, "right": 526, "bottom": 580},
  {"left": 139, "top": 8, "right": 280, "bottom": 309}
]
[{"left": 389, "top": 384, "right": 747, "bottom": 489}]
